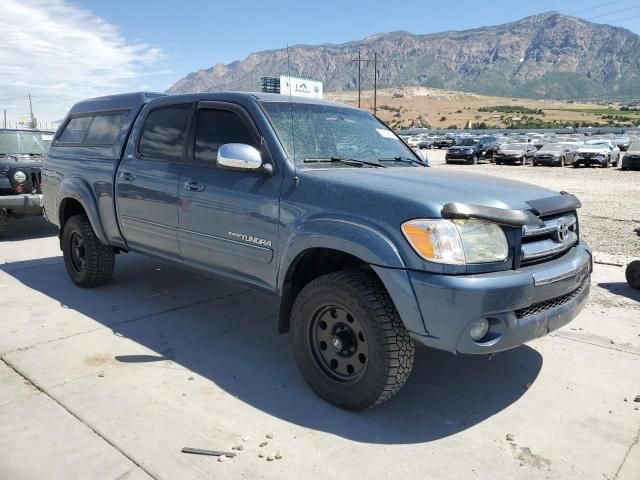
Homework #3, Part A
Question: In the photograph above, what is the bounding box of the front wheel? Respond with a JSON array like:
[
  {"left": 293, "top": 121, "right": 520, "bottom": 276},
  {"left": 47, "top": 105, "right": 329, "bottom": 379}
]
[
  {"left": 290, "top": 271, "right": 415, "bottom": 410},
  {"left": 62, "top": 215, "right": 115, "bottom": 287},
  {"left": 559, "top": 157, "right": 565, "bottom": 167},
  {"left": 626, "top": 261, "right": 640, "bottom": 290},
  {"left": 470, "top": 155, "right": 478, "bottom": 165}
]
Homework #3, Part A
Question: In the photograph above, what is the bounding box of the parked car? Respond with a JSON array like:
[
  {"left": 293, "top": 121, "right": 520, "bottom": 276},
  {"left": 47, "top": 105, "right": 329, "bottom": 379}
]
[
  {"left": 0, "top": 129, "right": 53, "bottom": 238},
  {"left": 43, "top": 92, "right": 591, "bottom": 410},
  {"left": 614, "top": 136, "right": 631, "bottom": 152},
  {"left": 433, "top": 135, "right": 455, "bottom": 149},
  {"left": 445, "top": 137, "right": 490, "bottom": 164},
  {"left": 493, "top": 142, "right": 538, "bottom": 165},
  {"left": 621, "top": 141, "right": 640, "bottom": 170},
  {"left": 573, "top": 140, "right": 620, "bottom": 168},
  {"left": 532, "top": 143, "right": 576, "bottom": 167}
]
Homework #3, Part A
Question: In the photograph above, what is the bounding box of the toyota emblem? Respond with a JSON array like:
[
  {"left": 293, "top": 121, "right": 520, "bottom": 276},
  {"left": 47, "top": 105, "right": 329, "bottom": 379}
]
[{"left": 556, "top": 222, "right": 569, "bottom": 242}]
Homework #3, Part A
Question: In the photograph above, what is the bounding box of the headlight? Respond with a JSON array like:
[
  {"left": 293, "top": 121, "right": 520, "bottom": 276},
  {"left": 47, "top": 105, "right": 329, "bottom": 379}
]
[
  {"left": 402, "top": 218, "right": 509, "bottom": 265},
  {"left": 13, "top": 171, "right": 27, "bottom": 184}
]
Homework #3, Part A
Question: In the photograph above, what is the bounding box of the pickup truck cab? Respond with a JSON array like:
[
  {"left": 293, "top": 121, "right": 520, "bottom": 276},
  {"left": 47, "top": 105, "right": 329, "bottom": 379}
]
[
  {"left": 0, "top": 129, "right": 53, "bottom": 238},
  {"left": 43, "top": 92, "right": 592, "bottom": 410}
]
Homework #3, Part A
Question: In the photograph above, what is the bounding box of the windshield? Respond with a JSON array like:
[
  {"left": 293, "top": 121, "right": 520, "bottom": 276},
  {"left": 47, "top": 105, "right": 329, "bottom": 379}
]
[
  {"left": 261, "top": 102, "right": 419, "bottom": 167},
  {"left": 457, "top": 138, "right": 479, "bottom": 146},
  {"left": 540, "top": 144, "right": 564, "bottom": 152},
  {"left": 0, "top": 131, "right": 52, "bottom": 155},
  {"left": 502, "top": 143, "right": 526, "bottom": 150},
  {"left": 585, "top": 140, "right": 610, "bottom": 148}
]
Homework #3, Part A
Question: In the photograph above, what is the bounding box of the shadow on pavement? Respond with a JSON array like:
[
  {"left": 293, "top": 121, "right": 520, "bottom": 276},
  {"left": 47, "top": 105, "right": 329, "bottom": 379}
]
[
  {"left": 597, "top": 281, "right": 640, "bottom": 302},
  {"left": 1, "top": 215, "right": 58, "bottom": 241},
  {"left": 3, "top": 254, "right": 543, "bottom": 444}
]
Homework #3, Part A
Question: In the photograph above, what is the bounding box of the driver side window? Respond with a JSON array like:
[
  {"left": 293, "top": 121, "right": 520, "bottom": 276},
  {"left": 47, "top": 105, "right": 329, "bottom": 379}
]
[{"left": 194, "top": 109, "right": 259, "bottom": 164}]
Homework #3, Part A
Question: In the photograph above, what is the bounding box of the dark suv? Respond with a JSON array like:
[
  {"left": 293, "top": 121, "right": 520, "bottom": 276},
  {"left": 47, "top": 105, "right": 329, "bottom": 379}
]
[
  {"left": 0, "top": 129, "right": 52, "bottom": 238},
  {"left": 445, "top": 137, "right": 493, "bottom": 165}
]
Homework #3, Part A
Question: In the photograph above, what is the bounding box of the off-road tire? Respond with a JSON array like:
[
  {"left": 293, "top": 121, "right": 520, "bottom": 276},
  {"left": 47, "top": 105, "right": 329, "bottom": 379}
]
[
  {"left": 62, "top": 215, "right": 114, "bottom": 287},
  {"left": 626, "top": 261, "right": 640, "bottom": 290},
  {"left": 0, "top": 210, "right": 7, "bottom": 239},
  {"left": 290, "top": 271, "right": 415, "bottom": 410}
]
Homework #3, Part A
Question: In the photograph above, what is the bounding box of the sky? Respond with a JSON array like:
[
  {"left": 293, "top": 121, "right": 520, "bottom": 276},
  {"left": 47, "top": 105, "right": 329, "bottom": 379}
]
[{"left": 1, "top": 0, "right": 640, "bottom": 124}]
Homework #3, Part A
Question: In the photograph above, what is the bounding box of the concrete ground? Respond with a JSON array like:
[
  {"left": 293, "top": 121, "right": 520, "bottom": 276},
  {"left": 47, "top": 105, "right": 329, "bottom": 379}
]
[{"left": 1, "top": 158, "right": 639, "bottom": 479}]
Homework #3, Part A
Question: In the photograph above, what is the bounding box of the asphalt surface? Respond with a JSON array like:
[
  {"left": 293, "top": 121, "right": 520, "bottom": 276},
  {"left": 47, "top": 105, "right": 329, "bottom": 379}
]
[{"left": 1, "top": 159, "right": 639, "bottom": 479}]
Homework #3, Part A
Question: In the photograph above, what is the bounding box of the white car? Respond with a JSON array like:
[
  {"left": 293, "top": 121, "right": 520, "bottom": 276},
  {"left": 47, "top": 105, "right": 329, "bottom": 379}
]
[{"left": 573, "top": 140, "right": 620, "bottom": 168}]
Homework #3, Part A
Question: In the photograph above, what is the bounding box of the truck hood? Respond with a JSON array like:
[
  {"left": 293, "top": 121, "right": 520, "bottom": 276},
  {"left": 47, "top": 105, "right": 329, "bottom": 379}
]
[
  {"left": 0, "top": 154, "right": 45, "bottom": 168},
  {"left": 304, "top": 167, "right": 556, "bottom": 214},
  {"left": 577, "top": 146, "right": 609, "bottom": 153}
]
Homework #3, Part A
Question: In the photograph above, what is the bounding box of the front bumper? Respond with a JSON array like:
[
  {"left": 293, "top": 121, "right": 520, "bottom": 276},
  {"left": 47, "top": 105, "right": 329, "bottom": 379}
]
[
  {"left": 0, "top": 193, "right": 44, "bottom": 215},
  {"left": 574, "top": 156, "right": 605, "bottom": 166},
  {"left": 622, "top": 155, "right": 640, "bottom": 169},
  {"left": 494, "top": 155, "right": 523, "bottom": 163},
  {"left": 446, "top": 152, "right": 475, "bottom": 161},
  {"left": 378, "top": 243, "right": 592, "bottom": 355},
  {"left": 534, "top": 156, "right": 561, "bottom": 165}
]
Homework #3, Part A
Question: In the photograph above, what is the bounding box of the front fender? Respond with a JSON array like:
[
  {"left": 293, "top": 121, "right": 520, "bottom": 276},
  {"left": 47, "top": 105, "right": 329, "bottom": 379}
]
[
  {"left": 57, "top": 177, "right": 109, "bottom": 245},
  {"left": 278, "top": 217, "right": 405, "bottom": 290},
  {"left": 277, "top": 217, "right": 427, "bottom": 335}
]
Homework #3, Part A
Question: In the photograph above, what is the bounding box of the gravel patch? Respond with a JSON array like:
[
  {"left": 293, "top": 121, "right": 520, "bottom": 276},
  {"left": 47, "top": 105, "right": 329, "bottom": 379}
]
[{"left": 425, "top": 149, "right": 640, "bottom": 258}]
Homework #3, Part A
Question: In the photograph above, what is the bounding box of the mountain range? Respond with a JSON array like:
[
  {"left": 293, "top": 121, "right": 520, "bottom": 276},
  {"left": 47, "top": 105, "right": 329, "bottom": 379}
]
[{"left": 167, "top": 12, "right": 640, "bottom": 101}]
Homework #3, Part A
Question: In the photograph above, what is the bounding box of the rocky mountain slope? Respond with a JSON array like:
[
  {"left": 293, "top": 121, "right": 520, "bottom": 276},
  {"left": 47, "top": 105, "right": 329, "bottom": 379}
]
[{"left": 167, "top": 12, "right": 640, "bottom": 101}]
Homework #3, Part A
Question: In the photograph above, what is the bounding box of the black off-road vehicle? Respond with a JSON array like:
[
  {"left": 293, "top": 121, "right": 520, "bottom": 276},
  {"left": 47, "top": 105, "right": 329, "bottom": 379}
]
[{"left": 0, "top": 129, "right": 52, "bottom": 238}]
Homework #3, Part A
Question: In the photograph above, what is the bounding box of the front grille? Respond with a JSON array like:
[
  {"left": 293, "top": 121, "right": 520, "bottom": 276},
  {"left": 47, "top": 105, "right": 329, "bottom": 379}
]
[
  {"left": 515, "top": 279, "right": 589, "bottom": 319},
  {"left": 30, "top": 171, "right": 42, "bottom": 193},
  {"left": 520, "top": 212, "right": 578, "bottom": 265}
]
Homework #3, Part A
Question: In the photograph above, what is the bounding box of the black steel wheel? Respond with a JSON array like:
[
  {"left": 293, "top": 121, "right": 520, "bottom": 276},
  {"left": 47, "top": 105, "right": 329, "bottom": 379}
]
[
  {"left": 62, "top": 215, "right": 115, "bottom": 287},
  {"left": 309, "top": 304, "right": 369, "bottom": 383},
  {"left": 626, "top": 261, "right": 640, "bottom": 290},
  {"left": 290, "top": 271, "right": 415, "bottom": 410}
]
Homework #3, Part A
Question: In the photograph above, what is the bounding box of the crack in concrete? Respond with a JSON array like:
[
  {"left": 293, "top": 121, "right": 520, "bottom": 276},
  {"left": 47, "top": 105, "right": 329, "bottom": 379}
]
[
  {"left": 0, "top": 357, "right": 158, "bottom": 480},
  {"left": 613, "top": 425, "right": 640, "bottom": 480},
  {"left": 549, "top": 332, "right": 640, "bottom": 357}
]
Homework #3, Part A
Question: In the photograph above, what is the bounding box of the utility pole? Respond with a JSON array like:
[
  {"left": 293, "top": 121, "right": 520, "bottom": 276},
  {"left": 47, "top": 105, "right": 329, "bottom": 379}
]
[
  {"left": 3, "top": 110, "right": 6, "bottom": 129},
  {"left": 373, "top": 52, "right": 378, "bottom": 117},
  {"left": 28, "top": 93, "right": 35, "bottom": 129},
  {"left": 358, "top": 50, "right": 361, "bottom": 108}
]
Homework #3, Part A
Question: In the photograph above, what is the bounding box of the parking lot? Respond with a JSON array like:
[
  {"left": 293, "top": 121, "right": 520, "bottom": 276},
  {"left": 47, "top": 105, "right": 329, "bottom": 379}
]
[{"left": 1, "top": 155, "right": 639, "bottom": 480}]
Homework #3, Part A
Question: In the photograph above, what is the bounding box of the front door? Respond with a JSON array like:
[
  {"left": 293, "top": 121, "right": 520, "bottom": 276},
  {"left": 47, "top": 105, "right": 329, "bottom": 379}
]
[
  {"left": 116, "top": 103, "right": 192, "bottom": 259},
  {"left": 178, "top": 104, "right": 282, "bottom": 290}
]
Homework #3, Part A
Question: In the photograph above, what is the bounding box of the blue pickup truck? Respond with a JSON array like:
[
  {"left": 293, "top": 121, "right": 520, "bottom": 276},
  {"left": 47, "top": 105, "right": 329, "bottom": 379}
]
[{"left": 43, "top": 92, "right": 592, "bottom": 410}]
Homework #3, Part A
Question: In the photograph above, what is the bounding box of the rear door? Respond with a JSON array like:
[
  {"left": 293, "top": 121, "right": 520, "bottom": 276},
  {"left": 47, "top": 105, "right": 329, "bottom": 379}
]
[
  {"left": 115, "top": 103, "right": 192, "bottom": 260},
  {"left": 177, "top": 102, "right": 282, "bottom": 290}
]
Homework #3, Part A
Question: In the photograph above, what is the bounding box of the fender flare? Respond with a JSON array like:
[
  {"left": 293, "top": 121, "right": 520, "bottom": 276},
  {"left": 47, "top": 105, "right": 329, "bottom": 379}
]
[
  {"left": 56, "top": 177, "right": 109, "bottom": 245},
  {"left": 277, "top": 217, "right": 406, "bottom": 294}
]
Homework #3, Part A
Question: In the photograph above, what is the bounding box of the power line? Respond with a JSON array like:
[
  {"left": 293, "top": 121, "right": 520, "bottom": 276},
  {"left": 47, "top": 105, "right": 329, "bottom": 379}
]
[
  {"left": 603, "top": 12, "right": 640, "bottom": 23},
  {"left": 570, "top": 0, "right": 625, "bottom": 15},
  {"left": 587, "top": 5, "right": 640, "bottom": 20}
]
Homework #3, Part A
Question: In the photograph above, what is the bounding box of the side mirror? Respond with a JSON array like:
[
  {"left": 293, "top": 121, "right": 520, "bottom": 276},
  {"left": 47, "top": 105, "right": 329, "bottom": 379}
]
[{"left": 217, "top": 143, "right": 273, "bottom": 174}]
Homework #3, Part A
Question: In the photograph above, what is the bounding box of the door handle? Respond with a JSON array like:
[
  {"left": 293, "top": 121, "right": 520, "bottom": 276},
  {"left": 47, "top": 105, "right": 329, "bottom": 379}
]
[
  {"left": 183, "top": 181, "right": 205, "bottom": 192},
  {"left": 120, "top": 172, "right": 135, "bottom": 182}
]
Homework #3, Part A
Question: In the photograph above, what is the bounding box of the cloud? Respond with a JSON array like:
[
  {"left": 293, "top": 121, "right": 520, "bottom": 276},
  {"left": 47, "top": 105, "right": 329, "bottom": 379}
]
[{"left": 0, "top": 0, "right": 164, "bottom": 125}]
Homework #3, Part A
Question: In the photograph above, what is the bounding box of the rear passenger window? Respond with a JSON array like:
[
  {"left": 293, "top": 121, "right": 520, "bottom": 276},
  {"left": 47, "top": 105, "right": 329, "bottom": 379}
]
[
  {"left": 139, "top": 105, "right": 191, "bottom": 161},
  {"left": 58, "top": 117, "right": 92, "bottom": 143},
  {"left": 57, "top": 112, "right": 126, "bottom": 145},
  {"left": 84, "top": 113, "right": 126, "bottom": 145},
  {"left": 194, "top": 109, "right": 258, "bottom": 163}
]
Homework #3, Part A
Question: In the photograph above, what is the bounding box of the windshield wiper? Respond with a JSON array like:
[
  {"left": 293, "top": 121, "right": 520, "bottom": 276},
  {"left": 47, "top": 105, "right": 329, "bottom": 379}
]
[
  {"left": 303, "top": 157, "right": 386, "bottom": 168},
  {"left": 378, "top": 156, "right": 426, "bottom": 167}
]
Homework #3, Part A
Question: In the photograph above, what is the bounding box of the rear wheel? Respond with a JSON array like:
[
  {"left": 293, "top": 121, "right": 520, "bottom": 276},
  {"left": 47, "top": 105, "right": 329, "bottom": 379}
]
[
  {"left": 0, "top": 210, "right": 7, "bottom": 239},
  {"left": 290, "top": 271, "right": 415, "bottom": 410},
  {"left": 626, "top": 261, "right": 640, "bottom": 290},
  {"left": 62, "top": 215, "right": 115, "bottom": 287}
]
